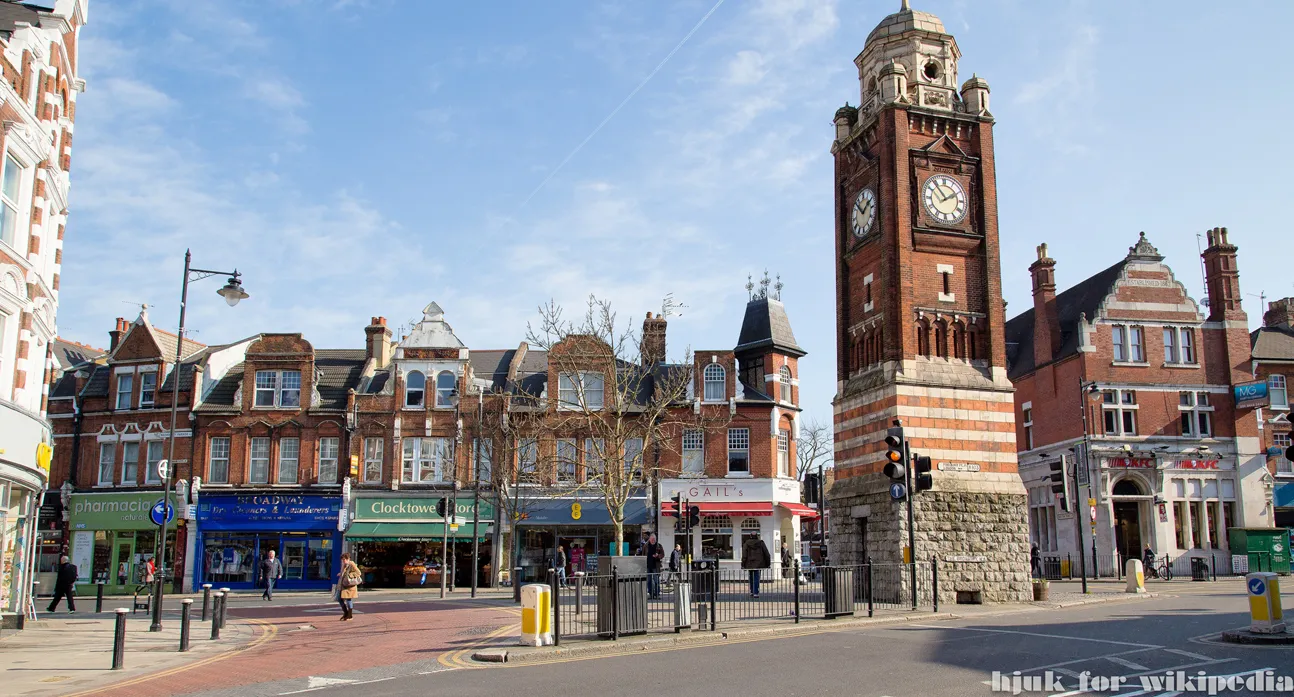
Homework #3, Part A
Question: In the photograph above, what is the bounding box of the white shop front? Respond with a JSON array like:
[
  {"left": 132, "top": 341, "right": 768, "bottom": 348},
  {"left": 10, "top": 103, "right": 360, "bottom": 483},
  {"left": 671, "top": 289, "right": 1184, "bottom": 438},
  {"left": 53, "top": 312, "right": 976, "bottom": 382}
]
[{"left": 658, "top": 478, "right": 816, "bottom": 573}]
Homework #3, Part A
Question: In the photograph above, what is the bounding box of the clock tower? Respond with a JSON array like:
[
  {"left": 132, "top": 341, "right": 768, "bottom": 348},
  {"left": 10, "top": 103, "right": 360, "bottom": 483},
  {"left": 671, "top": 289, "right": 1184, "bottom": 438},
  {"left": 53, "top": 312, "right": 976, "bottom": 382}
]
[{"left": 828, "top": 2, "right": 1030, "bottom": 603}]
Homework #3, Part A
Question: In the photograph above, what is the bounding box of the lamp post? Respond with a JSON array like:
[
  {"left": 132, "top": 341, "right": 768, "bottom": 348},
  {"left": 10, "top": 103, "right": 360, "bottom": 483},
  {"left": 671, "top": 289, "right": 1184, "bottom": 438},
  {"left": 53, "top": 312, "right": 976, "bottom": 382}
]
[
  {"left": 150, "top": 250, "right": 248, "bottom": 633},
  {"left": 470, "top": 386, "right": 483, "bottom": 598},
  {"left": 1073, "top": 379, "right": 1101, "bottom": 594}
]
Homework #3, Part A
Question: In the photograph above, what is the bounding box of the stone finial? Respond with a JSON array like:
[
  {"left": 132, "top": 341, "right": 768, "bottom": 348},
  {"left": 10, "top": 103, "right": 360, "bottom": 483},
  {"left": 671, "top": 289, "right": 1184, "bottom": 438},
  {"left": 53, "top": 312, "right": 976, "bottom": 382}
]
[
  {"left": 745, "top": 274, "right": 755, "bottom": 300},
  {"left": 774, "top": 274, "right": 784, "bottom": 301},
  {"left": 758, "top": 270, "right": 771, "bottom": 300},
  {"left": 1126, "top": 231, "right": 1164, "bottom": 262}
]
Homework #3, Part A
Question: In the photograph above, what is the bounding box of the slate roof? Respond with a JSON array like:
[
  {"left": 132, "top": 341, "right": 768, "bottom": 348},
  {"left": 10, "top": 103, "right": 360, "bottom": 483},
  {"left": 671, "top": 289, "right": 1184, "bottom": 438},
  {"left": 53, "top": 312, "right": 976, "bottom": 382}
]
[
  {"left": 49, "top": 371, "right": 77, "bottom": 398},
  {"left": 1252, "top": 325, "right": 1294, "bottom": 362},
  {"left": 159, "top": 360, "right": 203, "bottom": 393},
  {"left": 198, "top": 363, "right": 243, "bottom": 410},
  {"left": 79, "top": 364, "right": 111, "bottom": 397},
  {"left": 314, "top": 349, "right": 366, "bottom": 410},
  {"left": 735, "top": 298, "right": 805, "bottom": 358},
  {"left": 1005, "top": 259, "right": 1129, "bottom": 380},
  {"left": 50, "top": 337, "right": 104, "bottom": 374},
  {"left": 152, "top": 327, "right": 206, "bottom": 362},
  {"left": 0, "top": 2, "right": 42, "bottom": 34}
]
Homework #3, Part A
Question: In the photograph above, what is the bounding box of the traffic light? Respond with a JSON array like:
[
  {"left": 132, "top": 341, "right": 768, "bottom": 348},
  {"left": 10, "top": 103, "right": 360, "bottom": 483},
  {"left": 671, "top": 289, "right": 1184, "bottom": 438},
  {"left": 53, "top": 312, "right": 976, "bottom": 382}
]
[
  {"left": 688, "top": 505, "right": 701, "bottom": 528},
  {"left": 1049, "top": 459, "right": 1069, "bottom": 511},
  {"left": 804, "top": 473, "right": 820, "bottom": 505},
  {"left": 883, "top": 427, "right": 906, "bottom": 481},
  {"left": 671, "top": 493, "right": 683, "bottom": 517},
  {"left": 913, "top": 454, "right": 933, "bottom": 493}
]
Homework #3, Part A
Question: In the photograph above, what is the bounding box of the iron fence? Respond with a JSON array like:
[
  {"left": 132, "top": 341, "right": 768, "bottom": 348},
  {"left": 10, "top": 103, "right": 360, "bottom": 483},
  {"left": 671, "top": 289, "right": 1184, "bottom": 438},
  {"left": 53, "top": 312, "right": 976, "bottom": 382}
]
[{"left": 547, "top": 560, "right": 938, "bottom": 644}]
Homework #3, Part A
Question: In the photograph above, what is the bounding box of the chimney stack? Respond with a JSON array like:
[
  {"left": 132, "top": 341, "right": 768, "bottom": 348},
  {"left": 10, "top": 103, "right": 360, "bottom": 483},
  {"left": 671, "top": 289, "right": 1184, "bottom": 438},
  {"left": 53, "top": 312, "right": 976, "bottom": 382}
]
[
  {"left": 1265, "top": 297, "right": 1294, "bottom": 329},
  {"left": 1028, "top": 243, "right": 1061, "bottom": 367},
  {"left": 365, "top": 316, "right": 392, "bottom": 369},
  {"left": 1201, "top": 227, "right": 1245, "bottom": 322},
  {"left": 108, "top": 317, "right": 127, "bottom": 352},
  {"left": 642, "top": 312, "right": 667, "bottom": 366}
]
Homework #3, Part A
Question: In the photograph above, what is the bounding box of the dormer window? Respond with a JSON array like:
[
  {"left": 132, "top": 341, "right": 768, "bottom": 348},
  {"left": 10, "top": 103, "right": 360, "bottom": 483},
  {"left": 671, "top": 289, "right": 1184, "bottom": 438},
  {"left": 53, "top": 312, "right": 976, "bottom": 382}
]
[
  {"left": 703, "top": 363, "right": 726, "bottom": 402},
  {"left": 138, "top": 371, "right": 157, "bottom": 408},
  {"left": 115, "top": 374, "right": 133, "bottom": 410},
  {"left": 255, "top": 369, "right": 302, "bottom": 408},
  {"left": 558, "top": 372, "right": 605, "bottom": 411},
  {"left": 435, "top": 370, "right": 456, "bottom": 408},
  {"left": 405, "top": 370, "right": 425, "bottom": 407}
]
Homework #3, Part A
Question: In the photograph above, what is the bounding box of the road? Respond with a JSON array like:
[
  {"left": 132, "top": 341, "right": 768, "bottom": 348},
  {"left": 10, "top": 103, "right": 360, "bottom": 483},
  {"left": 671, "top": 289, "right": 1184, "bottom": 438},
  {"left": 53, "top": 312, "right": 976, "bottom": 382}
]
[{"left": 272, "top": 581, "right": 1291, "bottom": 697}]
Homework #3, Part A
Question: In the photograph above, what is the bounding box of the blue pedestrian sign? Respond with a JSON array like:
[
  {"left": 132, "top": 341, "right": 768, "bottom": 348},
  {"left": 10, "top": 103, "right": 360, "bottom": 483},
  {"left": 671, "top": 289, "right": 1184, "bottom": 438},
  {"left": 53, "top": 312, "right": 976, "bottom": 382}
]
[
  {"left": 1248, "top": 577, "right": 1266, "bottom": 596},
  {"left": 149, "top": 499, "right": 175, "bottom": 526},
  {"left": 890, "top": 482, "right": 907, "bottom": 501}
]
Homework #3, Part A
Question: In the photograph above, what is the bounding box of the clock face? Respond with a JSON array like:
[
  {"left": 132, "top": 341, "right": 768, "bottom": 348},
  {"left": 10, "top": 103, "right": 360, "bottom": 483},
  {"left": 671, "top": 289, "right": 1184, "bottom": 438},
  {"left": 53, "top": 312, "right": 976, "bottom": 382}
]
[
  {"left": 921, "top": 174, "right": 967, "bottom": 225},
  {"left": 851, "top": 187, "right": 876, "bottom": 238}
]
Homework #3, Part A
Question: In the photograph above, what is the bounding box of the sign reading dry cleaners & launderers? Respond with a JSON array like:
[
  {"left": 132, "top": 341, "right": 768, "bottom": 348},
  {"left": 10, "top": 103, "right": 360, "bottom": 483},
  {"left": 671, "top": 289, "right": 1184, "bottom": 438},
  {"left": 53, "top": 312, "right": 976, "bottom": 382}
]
[{"left": 197, "top": 494, "right": 342, "bottom": 531}]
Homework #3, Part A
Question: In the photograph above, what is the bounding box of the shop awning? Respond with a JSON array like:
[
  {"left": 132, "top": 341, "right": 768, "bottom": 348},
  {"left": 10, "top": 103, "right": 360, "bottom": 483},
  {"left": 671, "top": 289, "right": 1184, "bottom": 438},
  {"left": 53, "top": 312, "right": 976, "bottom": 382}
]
[
  {"left": 660, "top": 501, "right": 774, "bottom": 517},
  {"left": 1276, "top": 482, "right": 1294, "bottom": 509},
  {"left": 344, "top": 522, "right": 489, "bottom": 541},
  {"left": 779, "top": 503, "right": 820, "bottom": 519}
]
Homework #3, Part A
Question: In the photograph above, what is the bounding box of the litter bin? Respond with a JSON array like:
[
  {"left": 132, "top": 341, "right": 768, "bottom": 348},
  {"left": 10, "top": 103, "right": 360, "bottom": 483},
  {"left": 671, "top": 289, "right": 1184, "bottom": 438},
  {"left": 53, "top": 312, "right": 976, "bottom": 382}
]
[
  {"left": 673, "top": 580, "right": 692, "bottom": 630},
  {"left": 691, "top": 559, "right": 717, "bottom": 597},
  {"left": 1191, "top": 557, "right": 1208, "bottom": 582},
  {"left": 823, "top": 566, "right": 856, "bottom": 618},
  {"left": 595, "top": 557, "right": 648, "bottom": 637}
]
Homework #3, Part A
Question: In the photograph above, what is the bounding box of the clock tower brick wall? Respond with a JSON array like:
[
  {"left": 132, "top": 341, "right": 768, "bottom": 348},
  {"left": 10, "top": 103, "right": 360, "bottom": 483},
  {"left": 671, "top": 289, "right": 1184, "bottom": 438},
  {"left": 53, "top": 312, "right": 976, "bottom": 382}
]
[{"left": 828, "top": 4, "right": 1030, "bottom": 604}]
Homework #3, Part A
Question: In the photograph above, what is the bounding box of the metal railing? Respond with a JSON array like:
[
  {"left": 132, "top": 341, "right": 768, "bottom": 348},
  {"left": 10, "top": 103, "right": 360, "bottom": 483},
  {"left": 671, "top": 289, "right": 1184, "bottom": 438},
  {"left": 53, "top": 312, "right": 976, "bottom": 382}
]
[{"left": 548, "top": 560, "right": 938, "bottom": 644}]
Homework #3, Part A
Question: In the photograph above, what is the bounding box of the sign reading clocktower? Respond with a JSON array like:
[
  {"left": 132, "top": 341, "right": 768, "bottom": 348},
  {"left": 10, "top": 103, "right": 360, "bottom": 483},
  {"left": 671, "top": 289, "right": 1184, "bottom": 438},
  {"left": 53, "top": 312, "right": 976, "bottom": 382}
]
[{"left": 828, "top": 2, "right": 1031, "bottom": 603}]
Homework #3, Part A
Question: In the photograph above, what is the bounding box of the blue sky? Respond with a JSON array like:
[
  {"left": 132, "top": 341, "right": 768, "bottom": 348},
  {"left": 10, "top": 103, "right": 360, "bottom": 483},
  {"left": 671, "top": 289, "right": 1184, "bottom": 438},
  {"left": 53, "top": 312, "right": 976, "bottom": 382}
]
[{"left": 61, "top": 0, "right": 1294, "bottom": 437}]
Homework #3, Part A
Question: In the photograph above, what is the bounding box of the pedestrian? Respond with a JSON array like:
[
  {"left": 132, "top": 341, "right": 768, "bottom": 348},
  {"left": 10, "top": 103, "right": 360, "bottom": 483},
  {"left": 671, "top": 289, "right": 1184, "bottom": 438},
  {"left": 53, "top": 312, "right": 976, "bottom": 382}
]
[
  {"left": 741, "top": 536, "right": 771, "bottom": 598},
  {"left": 336, "top": 552, "right": 362, "bottom": 621},
  {"left": 554, "top": 544, "right": 568, "bottom": 588},
  {"left": 1142, "top": 544, "right": 1156, "bottom": 578},
  {"left": 1030, "top": 543, "right": 1042, "bottom": 579},
  {"left": 642, "top": 534, "right": 665, "bottom": 599},
  {"left": 780, "top": 542, "right": 793, "bottom": 579},
  {"left": 47, "top": 555, "right": 78, "bottom": 613},
  {"left": 143, "top": 557, "right": 156, "bottom": 585},
  {"left": 260, "top": 549, "right": 283, "bottom": 601},
  {"left": 570, "top": 543, "right": 585, "bottom": 574},
  {"left": 668, "top": 543, "right": 682, "bottom": 585}
]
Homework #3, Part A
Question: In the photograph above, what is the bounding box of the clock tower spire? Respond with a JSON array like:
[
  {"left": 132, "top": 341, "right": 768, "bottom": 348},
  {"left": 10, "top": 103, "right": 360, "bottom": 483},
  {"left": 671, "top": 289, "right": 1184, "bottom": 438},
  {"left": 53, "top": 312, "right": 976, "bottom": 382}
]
[{"left": 828, "top": 3, "right": 1031, "bottom": 604}]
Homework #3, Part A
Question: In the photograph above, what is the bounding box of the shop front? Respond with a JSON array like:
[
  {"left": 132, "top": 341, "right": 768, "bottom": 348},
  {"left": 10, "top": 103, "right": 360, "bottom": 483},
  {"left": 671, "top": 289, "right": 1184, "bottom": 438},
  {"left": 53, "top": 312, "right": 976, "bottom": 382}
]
[
  {"left": 659, "top": 478, "right": 811, "bottom": 574},
  {"left": 68, "top": 491, "right": 182, "bottom": 596},
  {"left": 195, "top": 494, "right": 342, "bottom": 592},
  {"left": 32, "top": 492, "right": 65, "bottom": 596},
  {"left": 345, "top": 495, "right": 494, "bottom": 589},
  {"left": 513, "top": 497, "right": 652, "bottom": 583}
]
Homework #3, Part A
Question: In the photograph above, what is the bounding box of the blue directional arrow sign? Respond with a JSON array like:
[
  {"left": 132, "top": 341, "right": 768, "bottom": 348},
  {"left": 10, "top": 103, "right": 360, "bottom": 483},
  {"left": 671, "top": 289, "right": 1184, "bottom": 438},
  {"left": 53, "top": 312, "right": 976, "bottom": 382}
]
[
  {"left": 1248, "top": 577, "right": 1266, "bottom": 596},
  {"left": 149, "top": 499, "right": 175, "bottom": 527},
  {"left": 890, "top": 482, "right": 907, "bottom": 501}
]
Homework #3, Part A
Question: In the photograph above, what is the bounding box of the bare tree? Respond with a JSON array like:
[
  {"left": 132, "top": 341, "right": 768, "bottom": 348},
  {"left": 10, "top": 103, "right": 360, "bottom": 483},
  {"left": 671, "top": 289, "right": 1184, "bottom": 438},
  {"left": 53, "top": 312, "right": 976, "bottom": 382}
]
[
  {"left": 516, "top": 295, "right": 726, "bottom": 554},
  {"left": 796, "top": 417, "right": 833, "bottom": 482}
]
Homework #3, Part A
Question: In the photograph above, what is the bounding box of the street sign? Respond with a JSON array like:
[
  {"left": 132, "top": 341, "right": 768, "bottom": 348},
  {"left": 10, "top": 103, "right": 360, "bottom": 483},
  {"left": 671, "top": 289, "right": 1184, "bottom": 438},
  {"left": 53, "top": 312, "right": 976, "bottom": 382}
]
[
  {"left": 149, "top": 499, "right": 175, "bottom": 526},
  {"left": 1249, "top": 576, "right": 1266, "bottom": 596},
  {"left": 889, "top": 482, "right": 907, "bottom": 501},
  {"left": 156, "top": 459, "right": 169, "bottom": 480},
  {"left": 1075, "top": 444, "right": 1089, "bottom": 486}
]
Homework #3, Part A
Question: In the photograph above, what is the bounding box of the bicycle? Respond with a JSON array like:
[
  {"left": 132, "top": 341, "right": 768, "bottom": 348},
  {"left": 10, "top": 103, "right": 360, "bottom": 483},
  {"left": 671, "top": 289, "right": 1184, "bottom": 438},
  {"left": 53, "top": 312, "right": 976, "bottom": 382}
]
[{"left": 1144, "top": 556, "right": 1172, "bottom": 581}]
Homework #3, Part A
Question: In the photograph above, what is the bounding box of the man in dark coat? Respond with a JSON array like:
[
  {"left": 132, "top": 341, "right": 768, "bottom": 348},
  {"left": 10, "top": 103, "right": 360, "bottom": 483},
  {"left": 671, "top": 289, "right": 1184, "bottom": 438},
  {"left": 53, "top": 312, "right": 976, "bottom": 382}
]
[
  {"left": 260, "top": 549, "right": 283, "bottom": 601},
  {"left": 642, "top": 534, "right": 665, "bottom": 599},
  {"left": 741, "top": 536, "right": 771, "bottom": 598},
  {"left": 47, "top": 555, "right": 78, "bottom": 613}
]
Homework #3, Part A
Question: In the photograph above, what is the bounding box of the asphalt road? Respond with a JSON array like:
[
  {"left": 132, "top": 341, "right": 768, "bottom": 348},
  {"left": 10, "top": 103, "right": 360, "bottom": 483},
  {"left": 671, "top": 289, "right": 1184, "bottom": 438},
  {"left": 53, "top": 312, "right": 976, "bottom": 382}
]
[{"left": 294, "top": 582, "right": 1294, "bottom": 697}]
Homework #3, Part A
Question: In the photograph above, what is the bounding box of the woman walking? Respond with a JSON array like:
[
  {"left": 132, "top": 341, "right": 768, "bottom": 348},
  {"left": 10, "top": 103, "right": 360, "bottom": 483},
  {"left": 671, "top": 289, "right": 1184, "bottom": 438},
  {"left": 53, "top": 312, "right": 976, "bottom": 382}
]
[{"left": 337, "top": 552, "right": 362, "bottom": 621}]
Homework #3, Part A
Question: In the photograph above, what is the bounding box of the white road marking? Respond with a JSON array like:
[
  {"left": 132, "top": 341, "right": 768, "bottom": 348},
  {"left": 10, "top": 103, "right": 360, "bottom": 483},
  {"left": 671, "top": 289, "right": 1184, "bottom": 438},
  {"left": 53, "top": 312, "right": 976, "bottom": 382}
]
[
  {"left": 1162, "top": 648, "right": 1211, "bottom": 661},
  {"left": 910, "top": 624, "right": 1161, "bottom": 648},
  {"left": 307, "top": 677, "right": 356, "bottom": 688},
  {"left": 1012, "top": 647, "right": 1159, "bottom": 675},
  {"left": 1105, "top": 656, "right": 1149, "bottom": 671}
]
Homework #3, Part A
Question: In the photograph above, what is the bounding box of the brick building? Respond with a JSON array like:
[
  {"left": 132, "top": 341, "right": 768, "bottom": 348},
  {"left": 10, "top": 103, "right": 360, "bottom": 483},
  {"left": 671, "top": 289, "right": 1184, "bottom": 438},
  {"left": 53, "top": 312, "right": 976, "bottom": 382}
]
[
  {"left": 1006, "top": 230, "right": 1270, "bottom": 575},
  {"left": 0, "top": 0, "right": 89, "bottom": 626},
  {"left": 47, "top": 307, "right": 253, "bottom": 594},
  {"left": 827, "top": 3, "right": 1030, "bottom": 603},
  {"left": 1251, "top": 297, "right": 1293, "bottom": 526}
]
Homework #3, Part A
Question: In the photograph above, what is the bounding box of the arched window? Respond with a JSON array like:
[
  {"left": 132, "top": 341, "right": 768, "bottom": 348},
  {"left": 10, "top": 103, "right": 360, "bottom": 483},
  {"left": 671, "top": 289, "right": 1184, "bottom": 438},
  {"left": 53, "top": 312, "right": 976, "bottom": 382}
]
[
  {"left": 435, "top": 370, "right": 457, "bottom": 407},
  {"left": 703, "top": 363, "right": 726, "bottom": 402},
  {"left": 779, "top": 365, "right": 793, "bottom": 403},
  {"left": 935, "top": 320, "right": 948, "bottom": 358},
  {"left": 405, "top": 370, "right": 425, "bottom": 407},
  {"left": 917, "top": 320, "right": 930, "bottom": 357},
  {"left": 953, "top": 322, "right": 966, "bottom": 360},
  {"left": 1112, "top": 479, "right": 1144, "bottom": 496}
]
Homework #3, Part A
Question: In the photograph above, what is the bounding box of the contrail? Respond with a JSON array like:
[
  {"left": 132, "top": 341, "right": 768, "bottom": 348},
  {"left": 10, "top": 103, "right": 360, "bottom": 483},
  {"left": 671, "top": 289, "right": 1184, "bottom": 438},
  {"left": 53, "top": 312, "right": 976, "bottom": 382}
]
[{"left": 522, "top": 0, "right": 726, "bottom": 206}]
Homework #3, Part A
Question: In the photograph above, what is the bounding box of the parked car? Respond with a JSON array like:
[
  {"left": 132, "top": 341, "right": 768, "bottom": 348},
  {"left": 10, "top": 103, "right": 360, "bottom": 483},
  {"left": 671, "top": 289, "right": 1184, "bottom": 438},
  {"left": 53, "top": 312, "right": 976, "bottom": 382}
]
[{"left": 799, "top": 554, "right": 818, "bottom": 580}]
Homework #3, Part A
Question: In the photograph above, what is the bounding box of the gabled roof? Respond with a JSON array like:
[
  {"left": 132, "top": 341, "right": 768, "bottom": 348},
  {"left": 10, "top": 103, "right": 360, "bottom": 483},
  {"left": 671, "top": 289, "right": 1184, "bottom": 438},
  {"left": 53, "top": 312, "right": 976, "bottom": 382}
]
[
  {"left": 398, "top": 302, "right": 465, "bottom": 350},
  {"left": 1005, "top": 259, "right": 1128, "bottom": 380},
  {"left": 110, "top": 308, "right": 206, "bottom": 363},
  {"left": 735, "top": 298, "right": 805, "bottom": 358},
  {"left": 1252, "top": 325, "right": 1294, "bottom": 362}
]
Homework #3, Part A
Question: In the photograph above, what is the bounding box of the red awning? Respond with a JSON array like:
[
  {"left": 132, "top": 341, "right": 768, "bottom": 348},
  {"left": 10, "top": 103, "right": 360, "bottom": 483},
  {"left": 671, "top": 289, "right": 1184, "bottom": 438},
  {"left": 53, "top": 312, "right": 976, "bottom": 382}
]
[
  {"left": 779, "top": 502, "right": 820, "bottom": 519},
  {"left": 660, "top": 501, "right": 774, "bottom": 517}
]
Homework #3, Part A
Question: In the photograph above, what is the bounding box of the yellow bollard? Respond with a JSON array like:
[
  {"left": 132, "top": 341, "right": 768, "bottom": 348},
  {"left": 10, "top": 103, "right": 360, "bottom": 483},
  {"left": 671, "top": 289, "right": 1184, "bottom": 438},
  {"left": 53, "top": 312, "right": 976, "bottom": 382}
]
[
  {"left": 1124, "top": 559, "right": 1145, "bottom": 594},
  {"left": 519, "top": 583, "right": 553, "bottom": 646},
  {"left": 1246, "top": 572, "right": 1286, "bottom": 634}
]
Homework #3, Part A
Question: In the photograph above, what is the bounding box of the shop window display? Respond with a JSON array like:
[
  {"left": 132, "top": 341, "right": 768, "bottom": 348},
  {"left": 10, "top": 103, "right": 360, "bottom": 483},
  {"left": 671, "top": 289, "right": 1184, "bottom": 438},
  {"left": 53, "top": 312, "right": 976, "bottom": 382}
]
[{"left": 701, "top": 515, "right": 734, "bottom": 560}]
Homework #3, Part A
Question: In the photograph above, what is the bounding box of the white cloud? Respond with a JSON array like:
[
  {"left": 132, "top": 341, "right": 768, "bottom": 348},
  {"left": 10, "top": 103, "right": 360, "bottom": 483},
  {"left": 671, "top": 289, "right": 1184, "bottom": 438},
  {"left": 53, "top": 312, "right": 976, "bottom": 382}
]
[{"left": 726, "top": 50, "right": 767, "bottom": 85}]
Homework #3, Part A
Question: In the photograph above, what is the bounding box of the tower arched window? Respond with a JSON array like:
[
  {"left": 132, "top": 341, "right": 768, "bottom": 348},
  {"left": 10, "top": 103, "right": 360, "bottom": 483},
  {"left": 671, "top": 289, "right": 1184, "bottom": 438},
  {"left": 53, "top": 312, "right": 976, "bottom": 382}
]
[
  {"left": 935, "top": 320, "right": 949, "bottom": 358},
  {"left": 779, "top": 365, "right": 793, "bottom": 403},
  {"left": 953, "top": 322, "right": 967, "bottom": 360},
  {"left": 917, "top": 320, "right": 930, "bottom": 357},
  {"left": 405, "top": 370, "right": 425, "bottom": 407},
  {"left": 436, "top": 370, "right": 457, "bottom": 407},
  {"left": 703, "top": 364, "right": 726, "bottom": 402}
]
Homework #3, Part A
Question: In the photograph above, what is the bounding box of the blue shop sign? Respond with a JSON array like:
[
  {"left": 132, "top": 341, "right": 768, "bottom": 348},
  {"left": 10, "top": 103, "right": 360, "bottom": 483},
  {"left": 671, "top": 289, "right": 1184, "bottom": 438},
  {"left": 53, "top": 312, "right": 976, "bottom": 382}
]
[
  {"left": 518, "top": 498, "right": 651, "bottom": 526},
  {"left": 197, "top": 494, "right": 342, "bottom": 531}
]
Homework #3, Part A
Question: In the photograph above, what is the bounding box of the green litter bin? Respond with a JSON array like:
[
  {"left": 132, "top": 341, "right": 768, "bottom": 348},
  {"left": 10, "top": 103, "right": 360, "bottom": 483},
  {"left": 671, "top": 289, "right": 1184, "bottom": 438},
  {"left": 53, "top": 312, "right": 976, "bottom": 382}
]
[{"left": 1226, "top": 527, "right": 1291, "bottom": 575}]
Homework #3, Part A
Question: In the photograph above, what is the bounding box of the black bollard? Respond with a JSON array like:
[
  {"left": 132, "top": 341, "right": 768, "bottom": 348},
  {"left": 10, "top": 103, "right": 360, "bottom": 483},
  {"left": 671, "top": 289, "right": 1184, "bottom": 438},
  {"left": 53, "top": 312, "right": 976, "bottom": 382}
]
[
  {"left": 513, "top": 567, "right": 523, "bottom": 603},
  {"left": 218, "top": 588, "right": 231, "bottom": 629},
  {"left": 210, "top": 593, "right": 223, "bottom": 640},
  {"left": 111, "top": 608, "right": 128, "bottom": 670},
  {"left": 201, "top": 584, "right": 212, "bottom": 621},
  {"left": 180, "top": 599, "right": 193, "bottom": 652},
  {"left": 96, "top": 581, "right": 105, "bottom": 614}
]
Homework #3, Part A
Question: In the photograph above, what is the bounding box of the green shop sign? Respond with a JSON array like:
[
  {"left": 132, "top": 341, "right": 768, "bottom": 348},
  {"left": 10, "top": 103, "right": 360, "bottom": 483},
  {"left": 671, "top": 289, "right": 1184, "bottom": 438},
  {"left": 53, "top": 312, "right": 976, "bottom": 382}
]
[
  {"left": 70, "top": 492, "right": 179, "bottom": 531},
  {"left": 354, "top": 495, "right": 494, "bottom": 522}
]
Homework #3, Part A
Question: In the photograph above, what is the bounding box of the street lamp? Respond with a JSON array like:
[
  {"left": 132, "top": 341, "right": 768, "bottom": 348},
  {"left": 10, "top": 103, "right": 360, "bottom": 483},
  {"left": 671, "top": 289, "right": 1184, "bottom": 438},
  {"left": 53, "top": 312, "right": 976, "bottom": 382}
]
[{"left": 151, "top": 250, "right": 248, "bottom": 632}]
